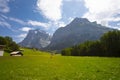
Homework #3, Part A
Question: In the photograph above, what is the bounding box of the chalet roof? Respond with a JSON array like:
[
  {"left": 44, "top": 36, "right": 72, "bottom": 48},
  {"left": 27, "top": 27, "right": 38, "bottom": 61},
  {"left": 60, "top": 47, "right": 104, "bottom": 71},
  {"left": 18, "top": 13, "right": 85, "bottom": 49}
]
[{"left": 10, "top": 51, "right": 21, "bottom": 55}]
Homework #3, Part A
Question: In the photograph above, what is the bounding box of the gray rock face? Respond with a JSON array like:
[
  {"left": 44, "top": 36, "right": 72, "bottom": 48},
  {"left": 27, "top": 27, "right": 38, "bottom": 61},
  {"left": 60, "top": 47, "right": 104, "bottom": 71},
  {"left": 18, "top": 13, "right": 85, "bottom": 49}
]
[
  {"left": 46, "top": 18, "right": 113, "bottom": 50},
  {"left": 19, "top": 29, "right": 51, "bottom": 49}
]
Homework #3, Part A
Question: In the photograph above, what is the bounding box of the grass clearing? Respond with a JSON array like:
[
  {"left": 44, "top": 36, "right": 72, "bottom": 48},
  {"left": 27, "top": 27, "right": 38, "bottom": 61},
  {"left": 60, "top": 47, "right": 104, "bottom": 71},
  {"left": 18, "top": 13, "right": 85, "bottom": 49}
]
[
  {"left": 1, "top": 48, "right": 120, "bottom": 80},
  {"left": 3, "top": 48, "right": 50, "bottom": 56},
  {"left": 0, "top": 55, "right": 120, "bottom": 80}
]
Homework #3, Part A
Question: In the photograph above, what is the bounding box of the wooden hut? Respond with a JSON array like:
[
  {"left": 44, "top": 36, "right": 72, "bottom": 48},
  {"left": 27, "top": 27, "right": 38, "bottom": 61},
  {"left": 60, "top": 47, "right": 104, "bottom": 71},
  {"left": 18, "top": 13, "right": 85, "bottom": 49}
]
[{"left": 10, "top": 51, "right": 23, "bottom": 56}]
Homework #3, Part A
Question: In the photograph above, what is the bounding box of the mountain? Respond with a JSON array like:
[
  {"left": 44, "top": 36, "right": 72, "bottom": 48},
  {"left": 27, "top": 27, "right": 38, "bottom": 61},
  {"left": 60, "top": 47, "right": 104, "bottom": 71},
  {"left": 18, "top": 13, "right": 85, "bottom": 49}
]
[
  {"left": 19, "top": 29, "right": 51, "bottom": 49},
  {"left": 46, "top": 17, "right": 113, "bottom": 51}
]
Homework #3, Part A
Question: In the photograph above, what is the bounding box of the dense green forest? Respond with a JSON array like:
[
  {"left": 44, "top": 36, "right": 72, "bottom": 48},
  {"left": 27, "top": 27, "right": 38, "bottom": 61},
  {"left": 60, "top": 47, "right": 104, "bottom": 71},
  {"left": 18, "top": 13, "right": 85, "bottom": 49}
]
[
  {"left": 0, "top": 36, "right": 19, "bottom": 52},
  {"left": 61, "top": 30, "right": 120, "bottom": 57}
]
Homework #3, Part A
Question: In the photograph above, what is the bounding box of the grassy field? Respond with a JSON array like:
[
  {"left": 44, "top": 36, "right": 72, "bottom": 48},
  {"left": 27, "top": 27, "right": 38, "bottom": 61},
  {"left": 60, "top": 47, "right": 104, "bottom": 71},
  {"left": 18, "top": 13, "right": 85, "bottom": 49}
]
[
  {"left": 3, "top": 48, "right": 50, "bottom": 56},
  {"left": 1, "top": 49, "right": 120, "bottom": 80}
]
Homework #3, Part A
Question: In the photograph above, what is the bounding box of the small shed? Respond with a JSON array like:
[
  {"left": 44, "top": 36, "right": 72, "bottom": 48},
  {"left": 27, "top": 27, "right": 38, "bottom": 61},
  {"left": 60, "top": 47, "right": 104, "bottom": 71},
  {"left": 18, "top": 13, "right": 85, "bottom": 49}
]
[
  {"left": 10, "top": 51, "right": 23, "bottom": 56},
  {"left": 0, "top": 45, "right": 5, "bottom": 56}
]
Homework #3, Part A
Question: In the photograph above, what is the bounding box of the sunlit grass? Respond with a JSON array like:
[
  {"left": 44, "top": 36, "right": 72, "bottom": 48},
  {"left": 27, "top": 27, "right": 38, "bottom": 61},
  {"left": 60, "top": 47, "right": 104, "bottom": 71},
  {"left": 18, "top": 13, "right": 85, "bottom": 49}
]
[
  {"left": 0, "top": 54, "right": 120, "bottom": 80},
  {"left": 21, "top": 48, "right": 50, "bottom": 56},
  {"left": 3, "top": 51, "right": 10, "bottom": 56},
  {"left": 3, "top": 48, "right": 50, "bottom": 56}
]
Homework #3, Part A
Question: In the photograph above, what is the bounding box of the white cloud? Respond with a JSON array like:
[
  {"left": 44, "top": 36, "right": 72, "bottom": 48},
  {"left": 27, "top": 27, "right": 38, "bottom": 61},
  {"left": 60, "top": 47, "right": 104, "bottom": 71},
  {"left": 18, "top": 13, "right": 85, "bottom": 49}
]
[
  {"left": 0, "top": 0, "right": 10, "bottom": 13},
  {"left": 0, "top": 15, "right": 14, "bottom": 31},
  {"left": 58, "top": 21, "right": 66, "bottom": 27},
  {"left": 0, "top": 17, "right": 4, "bottom": 21},
  {"left": 117, "top": 23, "right": 120, "bottom": 26},
  {"left": 17, "top": 34, "right": 27, "bottom": 38},
  {"left": 53, "top": 21, "right": 66, "bottom": 27},
  {"left": 83, "top": 0, "right": 120, "bottom": 26},
  {"left": 20, "top": 27, "right": 32, "bottom": 32},
  {"left": 9, "top": 17, "right": 26, "bottom": 25},
  {"left": 37, "top": 0, "right": 63, "bottom": 21},
  {"left": 68, "top": 17, "right": 74, "bottom": 23},
  {"left": 109, "top": 25, "right": 120, "bottom": 30},
  {"left": 0, "top": 15, "right": 27, "bottom": 28},
  {"left": 28, "top": 20, "right": 49, "bottom": 28},
  {"left": 0, "top": 21, "right": 11, "bottom": 28},
  {"left": 65, "top": 0, "right": 82, "bottom": 2},
  {"left": 0, "top": 14, "right": 8, "bottom": 19}
]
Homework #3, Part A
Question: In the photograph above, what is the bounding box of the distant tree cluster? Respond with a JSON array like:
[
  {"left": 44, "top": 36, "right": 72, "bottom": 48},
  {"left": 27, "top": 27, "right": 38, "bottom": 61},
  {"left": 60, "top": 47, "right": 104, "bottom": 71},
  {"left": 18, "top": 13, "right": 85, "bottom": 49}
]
[
  {"left": 0, "top": 36, "right": 19, "bottom": 52},
  {"left": 61, "top": 30, "right": 120, "bottom": 57}
]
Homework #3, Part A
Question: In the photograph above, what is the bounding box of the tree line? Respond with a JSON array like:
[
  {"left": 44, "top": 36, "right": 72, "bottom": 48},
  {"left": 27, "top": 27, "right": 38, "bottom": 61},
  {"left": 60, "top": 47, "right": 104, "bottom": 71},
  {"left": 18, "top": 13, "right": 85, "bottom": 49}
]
[
  {"left": 0, "top": 36, "right": 19, "bottom": 52},
  {"left": 61, "top": 30, "right": 120, "bottom": 57}
]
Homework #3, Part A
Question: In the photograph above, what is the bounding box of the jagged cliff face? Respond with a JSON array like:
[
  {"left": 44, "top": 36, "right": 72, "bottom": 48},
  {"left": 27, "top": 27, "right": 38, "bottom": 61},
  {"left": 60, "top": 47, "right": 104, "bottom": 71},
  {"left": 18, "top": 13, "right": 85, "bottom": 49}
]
[
  {"left": 46, "top": 18, "right": 113, "bottom": 50},
  {"left": 19, "top": 29, "right": 51, "bottom": 49}
]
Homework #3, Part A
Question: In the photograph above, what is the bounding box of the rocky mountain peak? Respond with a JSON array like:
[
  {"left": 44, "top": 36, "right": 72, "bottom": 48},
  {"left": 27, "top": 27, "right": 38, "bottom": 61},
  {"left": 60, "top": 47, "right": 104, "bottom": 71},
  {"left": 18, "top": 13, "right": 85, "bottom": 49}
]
[
  {"left": 70, "top": 17, "right": 90, "bottom": 24},
  {"left": 19, "top": 29, "right": 51, "bottom": 49},
  {"left": 46, "top": 18, "right": 113, "bottom": 51}
]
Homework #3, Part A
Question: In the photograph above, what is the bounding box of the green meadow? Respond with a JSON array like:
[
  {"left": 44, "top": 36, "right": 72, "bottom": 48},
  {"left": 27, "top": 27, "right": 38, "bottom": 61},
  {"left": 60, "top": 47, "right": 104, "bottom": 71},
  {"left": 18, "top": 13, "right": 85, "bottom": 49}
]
[{"left": 0, "top": 49, "right": 120, "bottom": 80}]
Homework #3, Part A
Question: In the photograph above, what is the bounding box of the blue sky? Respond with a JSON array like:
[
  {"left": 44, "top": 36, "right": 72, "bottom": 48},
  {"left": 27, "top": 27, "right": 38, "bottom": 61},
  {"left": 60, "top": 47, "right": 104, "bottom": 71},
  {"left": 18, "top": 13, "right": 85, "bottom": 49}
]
[{"left": 0, "top": 0, "right": 120, "bottom": 42}]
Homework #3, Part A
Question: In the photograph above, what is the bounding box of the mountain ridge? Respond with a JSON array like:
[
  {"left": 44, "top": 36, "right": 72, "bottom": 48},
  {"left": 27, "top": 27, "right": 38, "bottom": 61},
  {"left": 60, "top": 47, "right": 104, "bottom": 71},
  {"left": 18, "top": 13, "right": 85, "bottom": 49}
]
[
  {"left": 46, "top": 18, "right": 113, "bottom": 51},
  {"left": 19, "top": 18, "right": 114, "bottom": 51}
]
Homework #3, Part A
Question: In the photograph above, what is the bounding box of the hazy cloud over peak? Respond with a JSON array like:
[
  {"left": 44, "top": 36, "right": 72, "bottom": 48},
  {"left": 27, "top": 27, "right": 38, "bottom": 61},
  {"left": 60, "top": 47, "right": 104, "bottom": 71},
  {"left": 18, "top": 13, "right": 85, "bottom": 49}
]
[{"left": 20, "top": 27, "right": 32, "bottom": 32}]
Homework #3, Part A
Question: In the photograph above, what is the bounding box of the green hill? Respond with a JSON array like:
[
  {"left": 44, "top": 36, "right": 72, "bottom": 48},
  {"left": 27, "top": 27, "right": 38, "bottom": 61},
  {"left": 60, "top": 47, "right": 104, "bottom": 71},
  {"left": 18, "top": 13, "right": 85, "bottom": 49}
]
[{"left": 4, "top": 48, "right": 50, "bottom": 56}]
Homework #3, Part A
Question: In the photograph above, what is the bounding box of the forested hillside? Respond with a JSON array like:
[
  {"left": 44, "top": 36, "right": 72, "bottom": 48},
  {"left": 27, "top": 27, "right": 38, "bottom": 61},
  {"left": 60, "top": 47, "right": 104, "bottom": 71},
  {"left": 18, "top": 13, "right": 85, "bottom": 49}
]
[
  {"left": 61, "top": 30, "right": 120, "bottom": 57},
  {"left": 0, "top": 36, "right": 19, "bottom": 52}
]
